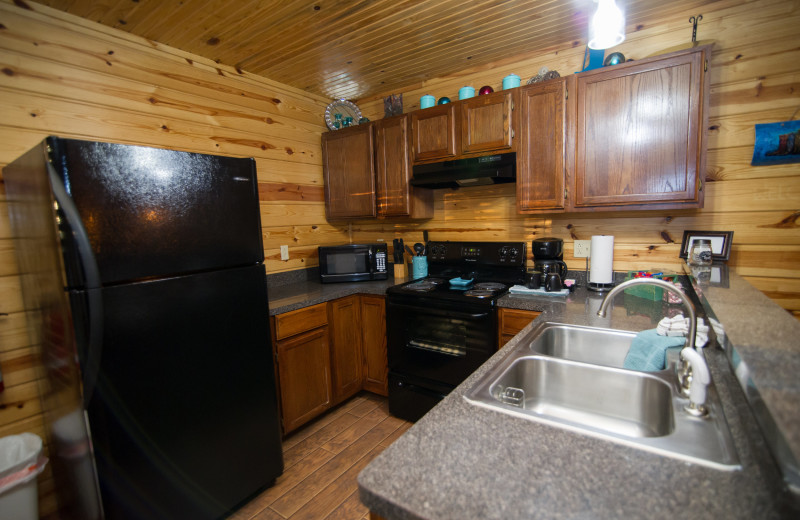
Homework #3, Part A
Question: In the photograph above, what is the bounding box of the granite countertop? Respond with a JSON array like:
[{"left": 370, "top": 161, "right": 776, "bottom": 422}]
[
  {"left": 357, "top": 269, "right": 800, "bottom": 519},
  {"left": 266, "top": 271, "right": 397, "bottom": 315}
]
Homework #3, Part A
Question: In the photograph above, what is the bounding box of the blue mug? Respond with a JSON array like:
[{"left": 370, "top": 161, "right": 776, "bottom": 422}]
[
  {"left": 502, "top": 74, "right": 521, "bottom": 90},
  {"left": 412, "top": 256, "right": 428, "bottom": 279},
  {"left": 420, "top": 95, "right": 435, "bottom": 109},
  {"left": 458, "top": 86, "right": 475, "bottom": 100}
]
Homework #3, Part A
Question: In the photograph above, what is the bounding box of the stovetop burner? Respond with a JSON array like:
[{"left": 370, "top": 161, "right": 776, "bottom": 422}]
[
  {"left": 473, "top": 282, "right": 506, "bottom": 292},
  {"left": 405, "top": 278, "right": 447, "bottom": 292},
  {"left": 463, "top": 289, "right": 496, "bottom": 298},
  {"left": 387, "top": 241, "right": 527, "bottom": 306}
]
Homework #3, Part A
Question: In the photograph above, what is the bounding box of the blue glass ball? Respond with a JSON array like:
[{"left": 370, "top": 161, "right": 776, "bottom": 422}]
[
  {"left": 437, "top": 97, "right": 451, "bottom": 105},
  {"left": 604, "top": 52, "right": 626, "bottom": 67}
]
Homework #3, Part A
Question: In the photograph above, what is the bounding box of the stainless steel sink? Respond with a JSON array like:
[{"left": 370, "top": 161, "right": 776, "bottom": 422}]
[
  {"left": 491, "top": 356, "right": 674, "bottom": 438},
  {"left": 465, "top": 322, "right": 741, "bottom": 470},
  {"left": 528, "top": 323, "right": 636, "bottom": 368}
]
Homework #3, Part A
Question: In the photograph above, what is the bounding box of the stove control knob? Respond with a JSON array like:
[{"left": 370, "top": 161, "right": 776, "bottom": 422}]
[{"left": 510, "top": 247, "right": 519, "bottom": 258}]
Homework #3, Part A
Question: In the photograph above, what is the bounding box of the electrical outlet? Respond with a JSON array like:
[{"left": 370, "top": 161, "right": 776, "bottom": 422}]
[
  {"left": 280, "top": 245, "right": 289, "bottom": 261},
  {"left": 574, "top": 240, "right": 591, "bottom": 258}
]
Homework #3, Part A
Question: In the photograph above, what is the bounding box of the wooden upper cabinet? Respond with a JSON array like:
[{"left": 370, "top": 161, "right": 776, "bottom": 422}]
[
  {"left": 460, "top": 90, "right": 516, "bottom": 155},
  {"left": 517, "top": 77, "right": 569, "bottom": 212},
  {"left": 572, "top": 46, "right": 709, "bottom": 209},
  {"left": 375, "top": 116, "right": 433, "bottom": 219},
  {"left": 410, "top": 103, "right": 457, "bottom": 162},
  {"left": 322, "top": 123, "right": 376, "bottom": 219}
]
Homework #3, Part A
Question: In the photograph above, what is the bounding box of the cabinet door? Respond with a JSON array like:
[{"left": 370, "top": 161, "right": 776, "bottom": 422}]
[
  {"left": 498, "top": 308, "right": 541, "bottom": 349},
  {"left": 410, "top": 103, "right": 457, "bottom": 162},
  {"left": 517, "top": 78, "right": 568, "bottom": 212},
  {"left": 375, "top": 116, "right": 433, "bottom": 219},
  {"left": 322, "top": 124, "right": 376, "bottom": 219},
  {"left": 573, "top": 48, "right": 707, "bottom": 208},
  {"left": 360, "top": 295, "right": 388, "bottom": 396},
  {"left": 328, "top": 296, "right": 364, "bottom": 404},
  {"left": 460, "top": 90, "right": 515, "bottom": 155},
  {"left": 276, "top": 327, "right": 332, "bottom": 433}
]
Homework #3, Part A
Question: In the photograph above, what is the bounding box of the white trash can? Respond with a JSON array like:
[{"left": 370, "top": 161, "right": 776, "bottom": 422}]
[{"left": 0, "top": 433, "right": 48, "bottom": 520}]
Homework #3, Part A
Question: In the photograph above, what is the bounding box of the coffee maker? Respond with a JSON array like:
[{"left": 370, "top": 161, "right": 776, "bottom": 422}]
[{"left": 532, "top": 237, "right": 567, "bottom": 278}]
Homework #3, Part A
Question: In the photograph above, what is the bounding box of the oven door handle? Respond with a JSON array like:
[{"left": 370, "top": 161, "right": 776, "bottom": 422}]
[{"left": 388, "top": 302, "right": 490, "bottom": 320}]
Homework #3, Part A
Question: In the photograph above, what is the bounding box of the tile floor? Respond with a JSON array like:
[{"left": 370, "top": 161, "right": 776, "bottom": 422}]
[{"left": 228, "top": 393, "right": 412, "bottom": 520}]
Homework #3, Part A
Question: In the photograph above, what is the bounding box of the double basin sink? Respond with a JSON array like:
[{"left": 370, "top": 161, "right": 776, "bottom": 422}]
[{"left": 464, "top": 322, "right": 740, "bottom": 470}]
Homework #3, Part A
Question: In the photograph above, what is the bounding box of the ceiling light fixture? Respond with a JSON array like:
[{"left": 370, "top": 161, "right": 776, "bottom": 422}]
[{"left": 588, "top": 0, "right": 626, "bottom": 50}]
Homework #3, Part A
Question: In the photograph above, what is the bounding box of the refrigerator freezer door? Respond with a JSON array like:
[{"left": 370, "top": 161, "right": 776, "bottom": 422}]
[
  {"left": 81, "top": 264, "right": 282, "bottom": 520},
  {"left": 49, "top": 137, "right": 264, "bottom": 288}
]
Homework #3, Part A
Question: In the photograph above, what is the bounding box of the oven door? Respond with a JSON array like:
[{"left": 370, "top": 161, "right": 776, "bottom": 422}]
[{"left": 386, "top": 296, "right": 497, "bottom": 386}]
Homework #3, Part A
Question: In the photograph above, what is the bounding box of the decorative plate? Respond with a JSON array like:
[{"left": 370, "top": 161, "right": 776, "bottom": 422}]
[{"left": 324, "top": 99, "right": 362, "bottom": 130}]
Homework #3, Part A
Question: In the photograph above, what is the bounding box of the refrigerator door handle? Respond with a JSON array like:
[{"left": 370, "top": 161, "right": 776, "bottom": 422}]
[{"left": 47, "top": 161, "right": 104, "bottom": 407}]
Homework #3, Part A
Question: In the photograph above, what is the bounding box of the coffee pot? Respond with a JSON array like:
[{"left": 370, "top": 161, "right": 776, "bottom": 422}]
[
  {"left": 532, "top": 237, "right": 567, "bottom": 278},
  {"left": 534, "top": 258, "right": 567, "bottom": 278}
]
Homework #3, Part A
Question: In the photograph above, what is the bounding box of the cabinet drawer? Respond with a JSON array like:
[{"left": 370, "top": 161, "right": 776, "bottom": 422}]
[
  {"left": 274, "top": 302, "right": 328, "bottom": 340},
  {"left": 500, "top": 308, "right": 541, "bottom": 335}
]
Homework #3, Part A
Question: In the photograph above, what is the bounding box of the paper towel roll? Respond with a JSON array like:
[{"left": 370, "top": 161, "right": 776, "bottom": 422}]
[{"left": 590, "top": 235, "right": 614, "bottom": 284}]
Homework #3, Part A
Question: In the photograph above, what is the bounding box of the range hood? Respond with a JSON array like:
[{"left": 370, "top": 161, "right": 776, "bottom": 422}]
[{"left": 411, "top": 153, "right": 516, "bottom": 189}]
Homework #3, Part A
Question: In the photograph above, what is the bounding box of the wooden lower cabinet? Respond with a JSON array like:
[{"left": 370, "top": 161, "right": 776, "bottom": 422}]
[
  {"left": 275, "top": 325, "right": 332, "bottom": 433},
  {"left": 361, "top": 295, "right": 388, "bottom": 396},
  {"left": 498, "top": 308, "right": 541, "bottom": 349},
  {"left": 328, "top": 295, "right": 365, "bottom": 404},
  {"left": 272, "top": 295, "right": 388, "bottom": 434}
]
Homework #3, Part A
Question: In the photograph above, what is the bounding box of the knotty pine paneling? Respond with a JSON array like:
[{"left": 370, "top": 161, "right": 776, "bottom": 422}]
[
  {"left": 0, "top": 3, "right": 339, "bottom": 513},
  {"left": 354, "top": 0, "right": 800, "bottom": 317}
]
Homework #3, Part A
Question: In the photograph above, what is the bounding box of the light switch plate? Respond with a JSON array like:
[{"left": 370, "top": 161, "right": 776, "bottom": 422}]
[
  {"left": 574, "top": 240, "right": 591, "bottom": 258},
  {"left": 280, "top": 245, "right": 289, "bottom": 261}
]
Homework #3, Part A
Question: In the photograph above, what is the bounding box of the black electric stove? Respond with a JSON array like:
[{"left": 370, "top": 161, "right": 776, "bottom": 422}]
[
  {"left": 387, "top": 241, "right": 527, "bottom": 305},
  {"left": 386, "top": 241, "right": 527, "bottom": 422}
]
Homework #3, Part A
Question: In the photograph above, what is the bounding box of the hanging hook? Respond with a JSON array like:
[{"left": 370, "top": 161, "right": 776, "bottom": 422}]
[{"left": 689, "top": 14, "right": 703, "bottom": 43}]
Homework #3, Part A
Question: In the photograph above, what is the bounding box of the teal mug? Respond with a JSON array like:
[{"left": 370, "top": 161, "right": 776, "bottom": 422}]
[
  {"left": 420, "top": 95, "right": 435, "bottom": 109},
  {"left": 458, "top": 86, "right": 475, "bottom": 100}
]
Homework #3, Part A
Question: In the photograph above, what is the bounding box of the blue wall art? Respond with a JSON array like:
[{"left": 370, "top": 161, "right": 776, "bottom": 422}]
[{"left": 751, "top": 119, "right": 800, "bottom": 166}]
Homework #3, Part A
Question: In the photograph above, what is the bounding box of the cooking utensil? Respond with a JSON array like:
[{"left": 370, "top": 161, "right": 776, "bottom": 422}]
[
  {"left": 413, "top": 243, "right": 424, "bottom": 256},
  {"left": 405, "top": 245, "right": 415, "bottom": 258},
  {"left": 393, "top": 239, "right": 403, "bottom": 263}
]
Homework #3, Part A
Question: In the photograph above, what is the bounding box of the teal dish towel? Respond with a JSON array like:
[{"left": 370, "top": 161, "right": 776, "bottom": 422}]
[{"left": 624, "top": 329, "right": 686, "bottom": 371}]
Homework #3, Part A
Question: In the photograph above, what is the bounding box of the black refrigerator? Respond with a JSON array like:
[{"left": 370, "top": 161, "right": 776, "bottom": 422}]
[{"left": 4, "top": 137, "right": 284, "bottom": 520}]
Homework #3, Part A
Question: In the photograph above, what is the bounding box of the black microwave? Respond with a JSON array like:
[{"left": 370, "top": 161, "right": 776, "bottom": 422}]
[{"left": 318, "top": 244, "right": 388, "bottom": 283}]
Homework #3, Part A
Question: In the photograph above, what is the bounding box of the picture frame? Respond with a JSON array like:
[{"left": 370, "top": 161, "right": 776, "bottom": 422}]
[
  {"left": 679, "top": 230, "right": 733, "bottom": 261},
  {"left": 751, "top": 120, "right": 800, "bottom": 166}
]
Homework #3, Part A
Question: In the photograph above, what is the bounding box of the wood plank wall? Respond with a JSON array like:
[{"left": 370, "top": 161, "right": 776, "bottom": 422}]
[
  {"left": 0, "top": 1, "right": 336, "bottom": 515},
  {"left": 354, "top": 0, "right": 800, "bottom": 318}
]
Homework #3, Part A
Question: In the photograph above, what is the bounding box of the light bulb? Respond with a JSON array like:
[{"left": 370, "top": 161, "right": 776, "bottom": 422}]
[{"left": 588, "top": 0, "right": 626, "bottom": 50}]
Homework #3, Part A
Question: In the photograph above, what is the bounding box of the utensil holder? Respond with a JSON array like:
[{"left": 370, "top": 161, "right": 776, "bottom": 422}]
[{"left": 412, "top": 256, "right": 428, "bottom": 279}]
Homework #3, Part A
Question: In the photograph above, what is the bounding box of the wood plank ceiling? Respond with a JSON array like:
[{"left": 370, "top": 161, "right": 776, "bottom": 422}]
[{"left": 37, "top": 0, "right": 717, "bottom": 102}]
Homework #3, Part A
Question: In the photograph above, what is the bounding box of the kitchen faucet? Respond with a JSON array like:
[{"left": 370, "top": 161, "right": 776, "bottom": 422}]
[{"left": 596, "top": 278, "right": 708, "bottom": 410}]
